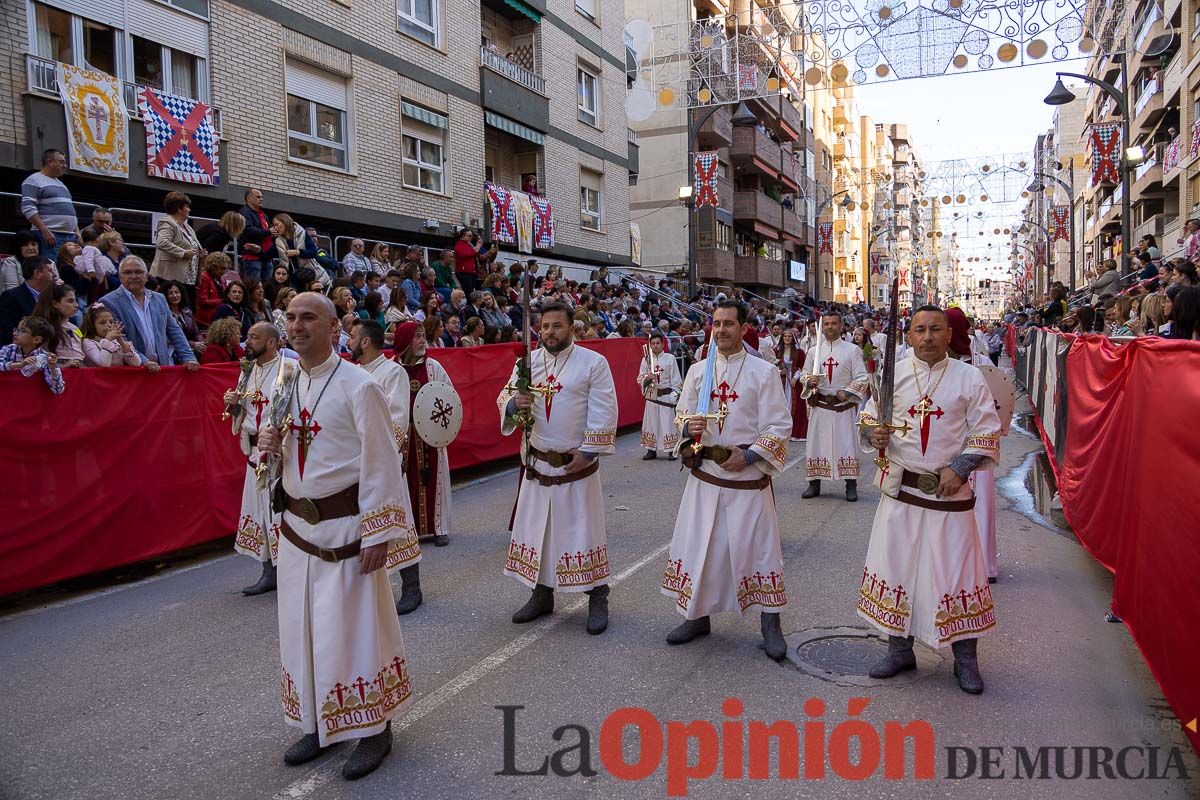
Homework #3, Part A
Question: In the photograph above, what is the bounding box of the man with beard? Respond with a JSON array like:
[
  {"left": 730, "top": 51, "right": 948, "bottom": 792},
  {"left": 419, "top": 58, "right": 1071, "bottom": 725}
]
[
  {"left": 348, "top": 318, "right": 424, "bottom": 616},
  {"left": 392, "top": 320, "right": 454, "bottom": 547},
  {"left": 858, "top": 306, "right": 1002, "bottom": 694},
  {"left": 638, "top": 331, "right": 682, "bottom": 460},
  {"left": 257, "top": 293, "right": 418, "bottom": 779},
  {"left": 226, "top": 322, "right": 284, "bottom": 595},
  {"left": 497, "top": 302, "right": 618, "bottom": 634},
  {"left": 661, "top": 301, "right": 793, "bottom": 659}
]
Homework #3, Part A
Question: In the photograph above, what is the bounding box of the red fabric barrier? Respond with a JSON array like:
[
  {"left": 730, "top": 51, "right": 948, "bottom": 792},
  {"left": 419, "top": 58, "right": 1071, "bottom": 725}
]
[
  {"left": 0, "top": 338, "right": 647, "bottom": 596},
  {"left": 1004, "top": 325, "right": 1017, "bottom": 359},
  {"left": 1035, "top": 334, "right": 1200, "bottom": 755}
]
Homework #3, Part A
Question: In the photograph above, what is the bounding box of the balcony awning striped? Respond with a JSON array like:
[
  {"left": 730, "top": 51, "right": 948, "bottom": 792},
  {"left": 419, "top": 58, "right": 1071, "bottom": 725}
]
[
  {"left": 401, "top": 101, "right": 448, "bottom": 129},
  {"left": 485, "top": 111, "right": 544, "bottom": 145},
  {"left": 502, "top": 0, "right": 542, "bottom": 22}
]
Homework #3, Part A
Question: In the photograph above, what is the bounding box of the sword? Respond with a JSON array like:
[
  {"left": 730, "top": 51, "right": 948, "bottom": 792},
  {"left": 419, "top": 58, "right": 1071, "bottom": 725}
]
[
  {"left": 857, "top": 276, "right": 911, "bottom": 469},
  {"left": 676, "top": 326, "right": 728, "bottom": 460}
]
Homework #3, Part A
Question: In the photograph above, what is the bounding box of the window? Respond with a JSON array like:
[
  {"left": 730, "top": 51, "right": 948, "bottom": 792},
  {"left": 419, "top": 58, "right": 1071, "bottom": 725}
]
[
  {"left": 83, "top": 20, "right": 117, "bottom": 76},
  {"left": 580, "top": 168, "right": 603, "bottom": 231},
  {"left": 132, "top": 36, "right": 164, "bottom": 89},
  {"left": 577, "top": 65, "right": 599, "bottom": 127},
  {"left": 33, "top": 5, "right": 74, "bottom": 65},
  {"left": 575, "top": 0, "right": 596, "bottom": 20},
  {"left": 402, "top": 132, "right": 444, "bottom": 193},
  {"left": 286, "top": 60, "right": 349, "bottom": 170},
  {"left": 131, "top": 36, "right": 203, "bottom": 98},
  {"left": 628, "top": 172, "right": 638, "bottom": 187},
  {"left": 399, "top": 0, "right": 438, "bottom": 47}
]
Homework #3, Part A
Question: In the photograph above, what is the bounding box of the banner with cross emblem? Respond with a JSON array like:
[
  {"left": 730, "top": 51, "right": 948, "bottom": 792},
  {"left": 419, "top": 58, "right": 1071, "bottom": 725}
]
[
  {"left": 693, "top": 151, "right": 720, "bottom": 208},
  {"left": 1089, "top": 124, "right": 1120, "bottom": 186},
  {"left": 1051, "top": 206, "right": 1070, "bottom": 241},
  {"left": 138, "top": 87, "right": 220, "bottom": 185},
  {"left": 486, "top": 182, "right": 518, "bottom": 245},
  {"left": 56, "top": 63, "right": 128, "bottom": 178},
  {"left": 818, "top": 222, "right": 834, "bottom": 254}
]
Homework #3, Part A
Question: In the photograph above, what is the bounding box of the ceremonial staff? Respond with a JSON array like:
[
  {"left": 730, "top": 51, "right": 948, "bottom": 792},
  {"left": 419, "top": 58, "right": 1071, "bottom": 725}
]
[
  {"left": 857, "top": 277, "right": 910, "bottom": 470},
  {"left": 503, "top": 271, "right": 554, "bottom": 467},
  {"left": 256, "top": 358, "right": 299, "bottom": 491}
]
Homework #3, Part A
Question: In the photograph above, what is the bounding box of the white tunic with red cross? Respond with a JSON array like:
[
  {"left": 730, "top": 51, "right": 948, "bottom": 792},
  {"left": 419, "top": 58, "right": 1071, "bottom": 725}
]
[
  {"left": 802, "top": 337, "right": 869, "bottom": 480},
  {"left": 856, "top": 354, "right": 1002, "bottom": 648},
  {"left": 639, "top": 350, "right": 682, "bottom": 454},
  {"left": 663, "top": 349, "right": 792, "bottom": 619},
  {"left": 360, "top": 354, "right": 411, "bottom": 455},
  {"left": 233, "top": 354, "right": 282, "bottom": 563}
]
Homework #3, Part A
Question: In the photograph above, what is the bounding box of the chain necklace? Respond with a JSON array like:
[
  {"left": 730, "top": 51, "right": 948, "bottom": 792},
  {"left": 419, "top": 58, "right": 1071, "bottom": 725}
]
[
  {"left": 541, "top": 342, "right": 574, "bottom": 378},
  {"left": 297, "top": 356, "right": 343, "bottom": 418},
  {"left": 911, "top": 354, "right": 949, "bottom": 403},
  {"left": 714, "top": 348, "right": 749, "bottom": 402}
]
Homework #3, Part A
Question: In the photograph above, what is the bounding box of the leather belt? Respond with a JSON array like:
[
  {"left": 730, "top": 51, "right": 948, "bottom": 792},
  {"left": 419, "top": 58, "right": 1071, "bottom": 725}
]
[
  {"left": 246, "top": 433, "right": 259, "bottom": 468},
  {"left": 895, "top": 470, "right": 975, "bottom": 512},
  {"left": 528, "top": 446, "right": 571, "bottom": 469},
  {"left": 279, "top": 483, "right": 361, "bottom": 525},
  {"left": 646, "top": 396, "right": 676, "bottom": 409},
  {"left": 279, "top": 519, "right": 361, "bottom": 562},
  {"left": 690, "top": 468, "right": 771, "bottom": 491},
  {"left": 809, "top": 394, "right": 857, "bottom": 412},
  {"left": 524, "top": 458, "right": 599, "bottom": 486},
  {"left": 657, "top": 387, "right": 673, "bottom": 397}
]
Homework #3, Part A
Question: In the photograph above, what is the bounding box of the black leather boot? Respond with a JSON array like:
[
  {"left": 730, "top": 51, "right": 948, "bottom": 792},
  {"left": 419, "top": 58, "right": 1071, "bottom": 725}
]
[
  {"left": 869, "top": 635, "right": 916, "bottom": 678},
  {"left": 666, "top": 616, "right": 711, "bottom": 645},
  {"left": 642, "top": 449, "right": 657, "bottom": 460},
  {"left": 845, "top": 480, "right": 858, "bottom": 502},
  {"left": 801, "top": 480, "right": 821, "bottom": 499},
  {"left": 585, "top": 584, "right": 609, "bottom": 635},
  {"left": 242, "top": 561, "right": 277, "bottom": 596},
  {"left": 283, "top": 732, "right": 325, "bottom": 766},
  {"left": 951, "top": 638, "right": 984, "bottom": 694},
  {"left": 512, "top": 584, "right": 554, "bottom": 623},
  {"left": 760, "top": 612, "right": 787, "bottom": 661},
  {"left": 434, "top": 534, "right": 449, "bottom": 547},
  {"left": 394, "top": 564, "right": 423, "bottom": 616},
  {"left": 342, "top": 721, "right": 392, "bottom": 780}
]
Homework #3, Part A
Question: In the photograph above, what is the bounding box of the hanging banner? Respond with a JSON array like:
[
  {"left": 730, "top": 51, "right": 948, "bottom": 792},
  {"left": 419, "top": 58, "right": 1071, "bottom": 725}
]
[
  {"left": 898, "top": 267, "right": 910, "bottom": 290},
  {"left": 485, "top": 182, "right": 517, "bottom": 245},
  {"left": 138, "top": 87, "right": 220, "bottom": 185},
  {"left": 1090, "top": 124, "right": 1120, "bottom": 186},
  {"left": 1189, "top": 117, "right": 1200, "bottom": 160},
  {"left": 630, "top": 222, "right": 641, "bottom": 264},
  {"left": 56, "top": 63, "right": 128, "bottom": 178},
  {"left": 869, "top": 252, "right": 882, "bottom": 275},
  {"left": 530, "top": 194, "right": 555, "bottom": 250},
  {"left": 1051, "top": 205, "right": 1070, "bottom": 241},
  {"left": 693, "top": 151, "right": 720, "bottom": 208},
  {"left": 1163, "top": 135, "right": 1182, "bottom": 173},
  {"left": 817, "top": 222, "right": 833, "bottom": 254},
  {"left": 512, "top": 190, "right": 534, "bottom": 254}
]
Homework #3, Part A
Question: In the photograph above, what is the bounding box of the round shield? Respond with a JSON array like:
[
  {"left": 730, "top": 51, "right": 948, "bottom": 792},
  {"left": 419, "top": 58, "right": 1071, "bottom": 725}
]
[
  {"left": 413, "top": 381, "right": 462, "bottom": 448},
  {"left": 976, "top": 364, "right": 1016, "bottom": 436}
]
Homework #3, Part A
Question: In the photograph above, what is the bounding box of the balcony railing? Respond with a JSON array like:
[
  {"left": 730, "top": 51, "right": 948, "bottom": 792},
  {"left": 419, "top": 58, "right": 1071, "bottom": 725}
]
[
  {"left": 25, "top": 53, "right": 223, "bottom": 135},
  {"left": 1134, "top": 7, "right": 1161, "bottom": 52},
  {"left": 1133, "top": 75, "right": 1161, "bottom": 117},
  {"left": 627, "top": 128, "right": 639, "bottom": 145},
  {"left": 480, "top": 46, "right": 546, "bottom": 95},
  {"left": 1134, "top": 146, "right": 1160, "bottom": 181}
]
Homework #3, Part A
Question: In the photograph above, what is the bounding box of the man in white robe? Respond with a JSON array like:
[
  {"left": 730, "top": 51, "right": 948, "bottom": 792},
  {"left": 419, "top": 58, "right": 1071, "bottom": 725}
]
[
  {"left": 858, "top": 305, "right": 1002, "bottom": 695},
  {"left": 639, "top": 331, "right": 682, "bottom": 460},
  {"left": 800, "top": 311, "right": 870, "bottom": 501},
  {"left": 663, "top": 301, "right": 793, "bottom": 660},
  {"left": 497, "top": 302, "right": 618, "bottom": 634},
  {"left": 227, "top": 322, "right": 283, "bottom": 595},
  {"left": 349, "top": 318, "right": 426, "bottom": 616},
  {"left": 258, "top": 293, "right": 420, "bottom": 780}
]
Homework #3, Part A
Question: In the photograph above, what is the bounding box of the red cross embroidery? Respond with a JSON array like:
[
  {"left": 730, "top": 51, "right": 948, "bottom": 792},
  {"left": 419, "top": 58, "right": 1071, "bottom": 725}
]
[
  {"left": 906, "top": 396, "right": 944, "bottom": 455},
  {"left": 822, "top": 356, "right": 839, "bottom": 384},
  {"left": 710, "top": 381, "right": 738, "bottom": 433},
  {"left": 288, "top": 408, "right": 322, "bottom": 480},
  {"left": 250, "top": 390, "right": 268, "bottom": 429},
  {"left": 540, "top": 374, "right": 563, "bottom": 420}
]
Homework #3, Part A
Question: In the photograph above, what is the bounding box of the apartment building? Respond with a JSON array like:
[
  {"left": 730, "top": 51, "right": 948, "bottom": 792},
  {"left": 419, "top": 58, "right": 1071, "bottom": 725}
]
[
  {"left": 1, "top": 0, "right": 636, "bottom": 273},
  {"left": 886, "top": 123, "right": 930, "bottom": 308},
  {"left": 624, "top": 0, "right": 819, "bottom": 298}
]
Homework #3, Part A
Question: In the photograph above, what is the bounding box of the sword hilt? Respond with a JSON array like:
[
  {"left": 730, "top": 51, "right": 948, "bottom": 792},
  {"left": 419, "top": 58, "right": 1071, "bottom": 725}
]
[
  {"left": 504, "top": 382, "right": 553, "bottom": 397},
  {"left": 856, "top": 413, "right": 911, "bottom": 437}
]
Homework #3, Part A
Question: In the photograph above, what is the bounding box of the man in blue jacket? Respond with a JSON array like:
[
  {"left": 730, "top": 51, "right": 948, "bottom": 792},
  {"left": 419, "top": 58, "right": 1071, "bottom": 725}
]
[{"left": 100, "top": 256, "right": 199, "bottom": 371}]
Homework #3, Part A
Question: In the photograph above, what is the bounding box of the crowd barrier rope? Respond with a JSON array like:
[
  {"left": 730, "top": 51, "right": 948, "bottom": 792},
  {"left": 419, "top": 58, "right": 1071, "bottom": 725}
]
[
  {"left": 1018, "top": 329, "right": 1200, "bottom": 756},
  {"left": 0, "top": 338, "right": 647, "bottom": 597}
]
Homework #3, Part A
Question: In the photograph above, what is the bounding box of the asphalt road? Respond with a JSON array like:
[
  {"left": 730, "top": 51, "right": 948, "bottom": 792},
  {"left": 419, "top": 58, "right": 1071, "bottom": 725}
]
[{"left": 2, "top": 396, "right": 1196, "bottom": 800}]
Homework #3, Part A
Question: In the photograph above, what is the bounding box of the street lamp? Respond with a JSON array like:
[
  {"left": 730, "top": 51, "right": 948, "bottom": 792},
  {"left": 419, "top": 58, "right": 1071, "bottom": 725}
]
[
  {"left": 1045, "top": 68, "right": 1132, "bottom": 282},
  {"left": 811, "top": 187, "right": 856, "bottom": 303},
  {"left": 685, "top": 100, "right": 757, "bottom": 299}
]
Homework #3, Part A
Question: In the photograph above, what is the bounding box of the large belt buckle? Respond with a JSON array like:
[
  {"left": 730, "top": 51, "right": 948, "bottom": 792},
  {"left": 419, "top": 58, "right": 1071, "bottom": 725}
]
[
  {"left": 916, "top": 472, "right": 940, "bottom": 494},
  {"left": 316, "top": 547, "right": 339, "bottom": 563},
  {"left": 295, "top": 497, "right": 321, "bottom": 525},
  {"left": 543, "top": 451, "right": 568, "bottom": 469}
]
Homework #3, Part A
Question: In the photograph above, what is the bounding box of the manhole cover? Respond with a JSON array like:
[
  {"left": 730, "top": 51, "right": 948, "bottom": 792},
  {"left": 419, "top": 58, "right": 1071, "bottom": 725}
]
[{"left": 784, "top": 626, "right": 945, "bottom": 687}]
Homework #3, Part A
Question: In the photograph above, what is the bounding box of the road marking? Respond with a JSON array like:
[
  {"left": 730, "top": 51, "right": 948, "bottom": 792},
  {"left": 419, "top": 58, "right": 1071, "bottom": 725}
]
[
  {"left": 273, "top": 540, "right": 671, "bottom": 800},
  {"left": 0, "top": 555, "right": 237, "bottom": 624}
]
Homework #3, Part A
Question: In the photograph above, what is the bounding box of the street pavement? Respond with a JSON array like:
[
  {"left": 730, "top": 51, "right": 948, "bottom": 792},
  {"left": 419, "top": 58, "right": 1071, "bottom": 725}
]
[{"left": 1, "top": 395, "right": 1197, "bottom": 800}]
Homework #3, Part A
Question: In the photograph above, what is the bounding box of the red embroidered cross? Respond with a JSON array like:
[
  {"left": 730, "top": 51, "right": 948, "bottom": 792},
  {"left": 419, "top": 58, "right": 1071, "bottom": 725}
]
[
  {"left": 892, "top": 584, "right": 907, "bottom": 606},
  {"left": 351, "top": 676, "right": 370, "bottom": 701},
  {"left": 907, "top": 396, "right": 944, "bottom": 455},
  {"left": 540, "top": 374, "right": 563, "bottom": 420},
  {"left": 251, "top": 390, "right": 269, "bottom": 429},
  {"left": 822, "top": 356, "right": 839, "bottom": 384},
  {"left": 710, "top": 380, "right": 738, "bottom": 432},
  {"left": 288, "top": 408, "right": 322, "bottom": 479}
]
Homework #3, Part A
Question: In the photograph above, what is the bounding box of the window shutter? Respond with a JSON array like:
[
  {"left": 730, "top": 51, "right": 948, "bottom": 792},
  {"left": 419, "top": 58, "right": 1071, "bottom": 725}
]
[{"left": 286, "top": 59, "right": 346, "bottom": 109}]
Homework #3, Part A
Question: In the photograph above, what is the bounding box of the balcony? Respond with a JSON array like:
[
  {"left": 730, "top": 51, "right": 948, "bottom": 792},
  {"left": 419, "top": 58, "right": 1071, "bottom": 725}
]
[
  {"left": 627, "top": 128, "right": 639, "bottom": 174},
  {"left": 781, "top": 206, "right": 808, "bottom": 244},
  {"left": 697, "top": 246, "right": 735, "bottom": 282},
  {"left": 1133, "top": 8, "right": 1164, "bottom": 66},
  {"left": 1163, "top": 134, "right": 1183, "bottom": 184},
  {"left": 1134, "top": 213, "right": 1166, "bottom": 243},
  {"left": 715, "top": 175, "right": 734, "bottom": 209},
  {"left": 25, "top": 53, "right": 223, "bottom": 134},
  {"left": 734, "top": 254, "right": 785, "bottom": 287},
  {"left": 696, "top": 106, "right": 733, "bottom": 149},
  {"left": 1133, "top": 145, "right": 1163, "bottom": 193},
  {"left": 733, "top": 190, "right": 782, "bottom": 234},
  {"left": 730, "top": 125, "right": 784, "bottom": 177},
  {"left": 1132, "top": 74, "right": 1163, "bottom": 130},
  {"left": 479, "top": 46, "right": 549, "bottom": 132},
  {"left": 1163, "top": 50, "right": 1184, "bottom": 105},
  {"left": 778, "top": 99, "right": 804, "bottom": 141}
]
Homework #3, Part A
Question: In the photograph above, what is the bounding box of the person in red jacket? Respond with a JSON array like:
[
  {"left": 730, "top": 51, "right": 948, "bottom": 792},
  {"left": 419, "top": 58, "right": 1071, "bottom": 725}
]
[
  {"left": 195, "top": 252, "right": 228, "bottom": 327},
  {"left": 199, "top": 316, "right": 244, "bottom": 363}
]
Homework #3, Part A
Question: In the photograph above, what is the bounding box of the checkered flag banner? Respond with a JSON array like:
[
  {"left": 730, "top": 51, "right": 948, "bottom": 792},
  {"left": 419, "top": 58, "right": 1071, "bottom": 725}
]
[
  {"left": 817, "top": 222, "right": 833, "bottom": 254},
  {"left": 1090, "top": 124, "right": 1120, "bottom": 187},
  {"left": 138, "top": 87, "right": 219, "bottom": 185},
  {"left": 530, "top": 194, "right": 555, "bottom": 250},
  {"left": 693, "top": 151, "right": 720, "bottom": 208},
  {"left": 1051, "top": 206, "right": 1070, "bottom": 241},
  {"left": 486, "top": 182, "right": 517, "bottom": 245}
]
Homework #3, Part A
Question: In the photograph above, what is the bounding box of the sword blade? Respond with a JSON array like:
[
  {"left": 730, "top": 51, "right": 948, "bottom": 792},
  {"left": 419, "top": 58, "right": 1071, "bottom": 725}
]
[{"left": 877, "top": 276, "right": 901, "bottom": 425}]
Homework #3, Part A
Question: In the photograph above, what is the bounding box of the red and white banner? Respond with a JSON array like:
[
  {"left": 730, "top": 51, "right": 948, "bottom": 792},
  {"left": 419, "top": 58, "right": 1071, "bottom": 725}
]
[
  {"left": 693, "top": 151, "right": 720, "bottom": 208},
  {"left": 1090, "top": 124, "right": 1120, "bottom": 186},
  {"left": 1189, "top": 117, "right": 1200, "bottom": 160},
  {"left": 817, "top": 222, "right": 833, "bottom": 254},
  {"left": 1051, "top": 206, "right": 1070, "bottom": 241}
]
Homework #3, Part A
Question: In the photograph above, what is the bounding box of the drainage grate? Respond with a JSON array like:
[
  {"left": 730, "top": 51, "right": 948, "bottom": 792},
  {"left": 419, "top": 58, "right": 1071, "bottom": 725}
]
[{"left": 784, "top": 626, "right": 945, "bottom": 687}]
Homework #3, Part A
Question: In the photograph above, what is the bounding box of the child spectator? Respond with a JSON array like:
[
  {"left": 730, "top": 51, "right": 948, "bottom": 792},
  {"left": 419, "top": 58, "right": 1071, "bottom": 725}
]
[
  {"left": 81, "top": 304, "right": 144, "bottom": 367},
  {"left": 32, "top": 284, "right": 84, "bottom": 367},
  {"left": 0, "top": 316, "right": 65, "bottom": 393}
]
